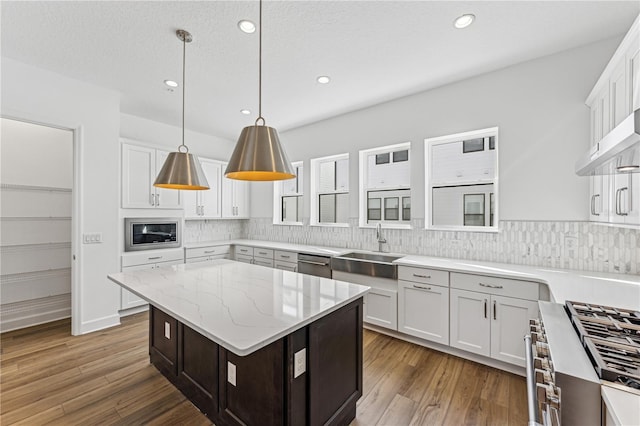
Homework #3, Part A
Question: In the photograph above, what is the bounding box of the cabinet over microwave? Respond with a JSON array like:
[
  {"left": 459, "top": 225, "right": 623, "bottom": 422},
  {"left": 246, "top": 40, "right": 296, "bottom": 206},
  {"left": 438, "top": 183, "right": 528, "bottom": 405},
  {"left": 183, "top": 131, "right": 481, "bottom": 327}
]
[{"left": 124, "top": 218, "right": 181, "bottom": 252}]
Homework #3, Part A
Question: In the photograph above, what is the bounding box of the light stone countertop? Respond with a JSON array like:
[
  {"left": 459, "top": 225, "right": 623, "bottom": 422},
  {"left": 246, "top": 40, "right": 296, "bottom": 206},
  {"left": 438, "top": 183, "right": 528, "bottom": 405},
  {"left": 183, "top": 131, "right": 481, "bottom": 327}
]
[
  {"left": 601, "top": 385, "right": 640, "bottom": 426},
  {"left": 184, "top": 239, "right": 639, "bottom": 310},
  {"left": 108, "top": 260, "right": 369, "bottom": 356},
  {"left": 394, "top": 255, "right": 640, "bottom": 310}
]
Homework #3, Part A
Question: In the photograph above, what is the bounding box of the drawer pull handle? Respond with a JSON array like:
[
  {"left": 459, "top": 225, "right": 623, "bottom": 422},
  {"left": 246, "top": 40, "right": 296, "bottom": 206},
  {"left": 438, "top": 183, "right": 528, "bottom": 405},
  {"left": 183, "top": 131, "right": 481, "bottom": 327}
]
[
  {"left": 413, "top": 274, "right": 431, "bottom": 279},
  {"left": 258, "top": 251, "right": 268, "bottom": 255},
  {"left": 479, "top": 283, "right": 503, "bottom": 289},
  {"left": 280, "top": 255, "right": 291, "bottom": 259},
  {"left": 412, "top": 284, "right": 431, "bottom": 291},
  {"left": 204, "top": 250, "right": 215, "bottom": 254},
  {"left": 148, "top": 256, "right": 162, "bottom": 260},
  {"left": 240, "top": 249, "right": 248, "bottom": 253}
]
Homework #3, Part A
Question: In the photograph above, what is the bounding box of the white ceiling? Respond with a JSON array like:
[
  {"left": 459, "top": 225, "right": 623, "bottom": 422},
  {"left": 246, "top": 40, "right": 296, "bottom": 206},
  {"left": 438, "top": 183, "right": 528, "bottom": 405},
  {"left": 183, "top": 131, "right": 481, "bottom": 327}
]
[{"left": 2, "top": 1, "right": 638, "bottom": 141}]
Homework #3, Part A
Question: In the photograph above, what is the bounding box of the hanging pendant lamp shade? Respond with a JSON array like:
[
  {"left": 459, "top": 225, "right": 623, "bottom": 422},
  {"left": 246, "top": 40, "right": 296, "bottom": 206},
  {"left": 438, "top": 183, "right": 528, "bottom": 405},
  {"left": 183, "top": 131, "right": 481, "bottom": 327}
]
[
  {"left": 225, "top": 123, "right": 295, "bottom": 181},
  {"left": 225, "top": 0, "right": 294, "bottom": 181},
  {"left": 154, "top": 29, "right": 209, "bottom": 190}
]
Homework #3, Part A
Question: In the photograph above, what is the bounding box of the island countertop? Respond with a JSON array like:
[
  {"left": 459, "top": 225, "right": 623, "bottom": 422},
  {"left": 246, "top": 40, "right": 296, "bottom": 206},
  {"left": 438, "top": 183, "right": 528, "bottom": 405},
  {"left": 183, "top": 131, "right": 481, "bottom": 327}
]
[{"left": 108, "top": 260, "right": 370, "bottom": 356}]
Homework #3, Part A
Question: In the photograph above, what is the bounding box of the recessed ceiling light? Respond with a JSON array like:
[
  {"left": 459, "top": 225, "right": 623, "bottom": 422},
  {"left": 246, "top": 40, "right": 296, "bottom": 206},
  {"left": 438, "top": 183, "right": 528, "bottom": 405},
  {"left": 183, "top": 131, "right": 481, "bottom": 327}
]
[
  {"left": 454, "top": 14, "right": 475, "bottom": 29},
  {"left": 240, "top": 109, "right": 251, "bottom": 115},
  {"left": 238, "top": 20, "right": 256, "bottom": 34},
  {"left": 316, "top": 76, "right": 331, "bottom": 84},
  {"left": 164, "top": 79, "right": 178, "bottom": 88}
]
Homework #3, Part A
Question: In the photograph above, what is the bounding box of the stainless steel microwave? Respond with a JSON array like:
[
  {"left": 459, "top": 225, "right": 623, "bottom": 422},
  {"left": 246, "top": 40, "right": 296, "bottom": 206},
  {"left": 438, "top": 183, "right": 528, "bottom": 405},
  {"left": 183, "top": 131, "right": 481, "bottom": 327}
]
[{"left": 124, "top": 218, "right": 181, "bottom": 252}]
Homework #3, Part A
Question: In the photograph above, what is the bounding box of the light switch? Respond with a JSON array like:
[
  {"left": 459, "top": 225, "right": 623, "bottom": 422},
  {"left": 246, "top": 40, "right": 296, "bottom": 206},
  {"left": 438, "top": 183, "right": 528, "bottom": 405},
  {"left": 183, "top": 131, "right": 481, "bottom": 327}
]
[
  {"left": 294, "top": 348, "right": 306, "bottom": 378},
  {"left": 228, "top": 362, "right": 237, "bottom": 386},
  {"left": 164, "top": 321, "right": 170, "bottom": 339},
  {"left": 82, "top": 233, "right": 103, "bottom": 244}
]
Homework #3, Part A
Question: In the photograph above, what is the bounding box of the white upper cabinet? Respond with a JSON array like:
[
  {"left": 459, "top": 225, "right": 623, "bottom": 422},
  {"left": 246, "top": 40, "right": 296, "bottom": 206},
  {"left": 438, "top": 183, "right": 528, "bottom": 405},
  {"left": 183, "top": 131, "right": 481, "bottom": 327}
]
[
  {"left": 222, "top": 165, "right": 250, "bottom": 219},
  {"left": 121, "top": 142, "right": 182, "bottom": 209},
  {"left": 183, "top": 158, "right": 222, "bottom": 219},
  {"left": 585, "top": 15, "right": 640, "bottom": 227}
]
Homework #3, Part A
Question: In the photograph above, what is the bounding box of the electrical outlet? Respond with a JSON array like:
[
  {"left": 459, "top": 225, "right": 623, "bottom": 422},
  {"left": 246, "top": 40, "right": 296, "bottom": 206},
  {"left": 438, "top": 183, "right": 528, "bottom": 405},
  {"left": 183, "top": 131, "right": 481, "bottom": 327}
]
[
  {"left": 82, "top": 233, "right": 103, "bottom": 244},
  {"left": 164, "top": 322, "right": 170, "bottom": 339},
  {"left": 228, "top": 362, "right": 236, "bottom": 386},
  {"left": 564, "top": 236, "right": 578, "bottom": 258},
  {"left": 294, "top": 348, "right": 306, "bottom": 378}
]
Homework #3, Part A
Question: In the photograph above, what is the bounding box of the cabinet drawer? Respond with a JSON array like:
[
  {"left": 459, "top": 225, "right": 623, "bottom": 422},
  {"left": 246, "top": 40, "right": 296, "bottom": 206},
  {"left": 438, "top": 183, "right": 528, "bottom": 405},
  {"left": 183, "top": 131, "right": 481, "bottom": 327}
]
[
  {"left": 235, "top": 254, "right": 253, "bottom": 264},
  {"left": 254, "top": 258, "right": 274, "bottom": 268},
  {"left": 274, "top": 260, "right": 297, "bottom": 272},
  {"left": 450, "top": 272, "right": 538, "bottom": 300},
  {"left": 186, "top": 245, "right": 230, "bottom": 259},
  {"left": 253, "top": 248, "right": 274, "bottom": 259},
  {"left": 122, "top": 248, "right": 184, "bottom": 268},
  {"left": 398, "top": 266, "right": 449, "bottom": 286},
  {"left": 235, "top": 245, "right": 254, "bottom": 257},
  {"left": 274, "top": 250, "right": 297, "bottom": 262}
]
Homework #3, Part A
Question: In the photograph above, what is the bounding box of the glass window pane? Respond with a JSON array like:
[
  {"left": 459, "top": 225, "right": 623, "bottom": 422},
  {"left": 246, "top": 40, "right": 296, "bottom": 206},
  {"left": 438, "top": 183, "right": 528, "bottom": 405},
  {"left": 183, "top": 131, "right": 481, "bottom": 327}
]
[
  {"left": 367, "top": 197, "right": 381, "bottom": 221},
  {"left": 393, "top": 150, "right": 408, "bottom": 162},
  {"left": 464, "top": 194, "right": 484, "bottom": 226},
  {"left": 319, "top": 194, "right": 336, "bottom": 223},
  {"left": 463, "top": 138, "right": 484, "bottom": 153},
  {"left": 282, "top": 196, "right": 300, "bottom": 222},
  {"left": 335, "top": 158, "right": 349, "bottom": 190},
  {"left": 402, "top": 196, "right": 411, "bottom": 221},
  {"left": 318, "top": 161, "right": 335, "bottom": 192},
  {"left": 375, "top": 153, "right": 390, "bottom": 164},
  {"left": 336, "top": 193, "right": 349, "bottom": 223},
  {"left": 385, "top": 197, "right": 399, "bottom": 220}
]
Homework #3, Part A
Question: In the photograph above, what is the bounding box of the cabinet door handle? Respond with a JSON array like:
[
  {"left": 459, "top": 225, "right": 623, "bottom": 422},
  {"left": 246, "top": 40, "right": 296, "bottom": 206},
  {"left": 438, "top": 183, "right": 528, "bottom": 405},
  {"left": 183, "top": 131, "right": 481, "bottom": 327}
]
[
  {"left": 413, "top": 273, "right": 431, "bottom": 279},
  {"left": 593, "top": 194, "right": 600, "bottom": 216},
  {"left": 479, "top": 282, "right": 503, "bottom": 289},
  {"left": 615, "top": 188, "right": 621, "bottom": 215},
  {"left": 150, "top": 193, "right": 155, "bottom": 206},
  {"left": 293, "top": 265, "right": 297, "bottom": 272},
  {"left": 156, "top": 193, "right": 159, "bottom": 206},
  {"left": 493, "top": 300, "right": 497, "bottom": 320},
  {"left": 412, "top": 284, "right": 431, "bottom": 291},
  {"left": 590, "top": 194, "right": 597, "bottom": 216},
  {"left": 484, "top": 299, "right": 488, "bottom": 319},
  {"left": 619, "top": 187, "right": 629, "bottom": 216}
]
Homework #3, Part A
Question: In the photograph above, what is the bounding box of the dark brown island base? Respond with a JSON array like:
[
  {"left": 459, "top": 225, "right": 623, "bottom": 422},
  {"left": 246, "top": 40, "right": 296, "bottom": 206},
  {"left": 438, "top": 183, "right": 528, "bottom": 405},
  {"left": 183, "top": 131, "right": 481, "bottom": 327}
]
[{"left": 149, "top": 298, "right": 363, "bottom": 426}]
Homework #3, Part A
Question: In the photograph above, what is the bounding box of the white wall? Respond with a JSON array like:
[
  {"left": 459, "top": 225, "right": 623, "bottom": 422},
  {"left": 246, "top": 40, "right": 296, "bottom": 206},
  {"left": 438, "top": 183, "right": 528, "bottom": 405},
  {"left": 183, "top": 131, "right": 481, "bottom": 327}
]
[
  {"left": 1, "top": 57, "right": 121, "bottom": 334},
  {"left": 251, "top": 37, "right": 620, "bottom": 222},
  {"left": 120, "top": 113, "right": 235, "bottom": 162}
]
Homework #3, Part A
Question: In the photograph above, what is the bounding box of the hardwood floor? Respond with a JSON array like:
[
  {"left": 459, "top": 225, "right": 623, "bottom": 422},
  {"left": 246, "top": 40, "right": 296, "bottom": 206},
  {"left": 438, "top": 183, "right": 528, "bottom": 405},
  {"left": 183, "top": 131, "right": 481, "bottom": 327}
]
[{"left": 1, "top": 312, "right": 527, "bottom": 425}]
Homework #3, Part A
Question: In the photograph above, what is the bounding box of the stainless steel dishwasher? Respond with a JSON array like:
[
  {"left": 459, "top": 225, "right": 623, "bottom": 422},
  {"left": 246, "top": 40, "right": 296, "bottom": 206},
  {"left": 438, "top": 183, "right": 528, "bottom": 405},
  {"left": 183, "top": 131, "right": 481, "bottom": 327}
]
[{"left": 297, "top": 253, "right": 332, "bottom": 278}]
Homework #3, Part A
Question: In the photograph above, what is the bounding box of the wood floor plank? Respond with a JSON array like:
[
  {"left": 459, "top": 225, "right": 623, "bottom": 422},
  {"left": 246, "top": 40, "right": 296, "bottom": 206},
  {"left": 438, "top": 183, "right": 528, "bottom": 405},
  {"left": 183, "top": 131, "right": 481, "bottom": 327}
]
[{"left": 0, "top": 312, "right": 528, "bottom": 425}]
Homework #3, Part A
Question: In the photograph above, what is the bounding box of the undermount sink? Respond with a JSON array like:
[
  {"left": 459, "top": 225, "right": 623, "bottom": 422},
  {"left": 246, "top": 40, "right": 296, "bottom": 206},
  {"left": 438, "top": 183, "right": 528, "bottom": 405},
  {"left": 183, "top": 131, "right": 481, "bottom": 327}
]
[{"left": 330, "top": 252, "right": 403, "bottom": 279}]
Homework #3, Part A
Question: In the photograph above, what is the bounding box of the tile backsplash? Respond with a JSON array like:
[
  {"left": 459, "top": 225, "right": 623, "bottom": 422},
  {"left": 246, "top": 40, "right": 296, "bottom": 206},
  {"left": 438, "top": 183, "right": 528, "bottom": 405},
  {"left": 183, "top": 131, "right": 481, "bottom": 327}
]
[{"left": 187, "top": 218, "right": 639, "bottom": 275}]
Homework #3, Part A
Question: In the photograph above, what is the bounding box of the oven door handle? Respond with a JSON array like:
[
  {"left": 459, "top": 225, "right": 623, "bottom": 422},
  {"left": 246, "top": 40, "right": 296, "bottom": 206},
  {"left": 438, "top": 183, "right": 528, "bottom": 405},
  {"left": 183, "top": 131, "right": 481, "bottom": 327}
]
[{"left": 524, "top": 335, "right": 542, "bottom": 426}]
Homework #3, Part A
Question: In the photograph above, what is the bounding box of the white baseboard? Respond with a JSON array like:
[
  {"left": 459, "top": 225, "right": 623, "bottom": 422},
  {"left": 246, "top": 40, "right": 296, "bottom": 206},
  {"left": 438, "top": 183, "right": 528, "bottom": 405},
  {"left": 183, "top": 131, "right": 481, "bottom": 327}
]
[
  {"left": 119, "top": 304, "right": 149, "bottom": 317},
  {"left": 364, "top": 323, "right": 525, "bottom": 377},
  {"left": 78, "top": 313, "right": 121, "bottom": 335},
  {"left": 0, "top": 293, "right": 71, "bottom": 333}
]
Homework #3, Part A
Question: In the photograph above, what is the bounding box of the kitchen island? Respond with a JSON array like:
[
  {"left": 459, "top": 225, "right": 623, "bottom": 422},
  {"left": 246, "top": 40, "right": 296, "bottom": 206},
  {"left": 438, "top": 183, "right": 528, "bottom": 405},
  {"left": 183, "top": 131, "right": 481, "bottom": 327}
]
[{"left": 108, "top": 260, "right": 370, "bottom": 426}]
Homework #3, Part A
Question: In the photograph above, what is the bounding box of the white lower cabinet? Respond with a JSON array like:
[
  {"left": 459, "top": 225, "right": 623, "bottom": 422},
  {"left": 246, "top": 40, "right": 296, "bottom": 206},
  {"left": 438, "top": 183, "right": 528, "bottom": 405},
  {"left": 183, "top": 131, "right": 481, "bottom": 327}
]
[
  {"left": 121, "top": 248, "right": 184, "bottom": 311},
  {"left": 450, "top": 288, "right": 538, "bottom": 366},
  {"left": 365, "top": 287, "right": 398, "bottom": 330},
  {"left": 398, "top": 280, "right": 449, "bottom": 345}
]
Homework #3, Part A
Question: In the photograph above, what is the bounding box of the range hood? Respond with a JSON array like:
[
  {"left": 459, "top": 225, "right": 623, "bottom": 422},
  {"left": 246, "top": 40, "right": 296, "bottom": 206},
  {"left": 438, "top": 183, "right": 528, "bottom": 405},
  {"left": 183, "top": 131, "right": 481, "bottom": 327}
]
[{"left": 575, "top": 109, "right": 640, "bottom": 176}]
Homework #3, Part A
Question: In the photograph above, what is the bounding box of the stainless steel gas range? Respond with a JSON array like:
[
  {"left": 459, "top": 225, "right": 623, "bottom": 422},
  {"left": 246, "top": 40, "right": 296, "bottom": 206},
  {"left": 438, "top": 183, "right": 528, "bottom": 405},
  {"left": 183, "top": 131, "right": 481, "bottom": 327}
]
[{"left": 526, "top": 300, "right": 640, "bottom": 426}]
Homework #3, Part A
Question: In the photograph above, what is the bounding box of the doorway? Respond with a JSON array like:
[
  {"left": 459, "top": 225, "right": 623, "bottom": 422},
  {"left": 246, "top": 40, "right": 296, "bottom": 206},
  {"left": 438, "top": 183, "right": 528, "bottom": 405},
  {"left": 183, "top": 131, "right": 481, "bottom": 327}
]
[{"left": 0, "top": 117, "right": 75, "bottom": 332}]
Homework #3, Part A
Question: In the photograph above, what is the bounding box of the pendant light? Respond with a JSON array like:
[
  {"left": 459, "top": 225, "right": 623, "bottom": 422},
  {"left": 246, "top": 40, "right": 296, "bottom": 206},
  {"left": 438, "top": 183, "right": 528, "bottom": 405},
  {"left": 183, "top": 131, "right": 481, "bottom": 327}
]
[
  {"left": 154, "top": 29, "right": 209, "bottom": 190},
  {"left": 225, "top": 0, "right": 295, "bottom": 181}
]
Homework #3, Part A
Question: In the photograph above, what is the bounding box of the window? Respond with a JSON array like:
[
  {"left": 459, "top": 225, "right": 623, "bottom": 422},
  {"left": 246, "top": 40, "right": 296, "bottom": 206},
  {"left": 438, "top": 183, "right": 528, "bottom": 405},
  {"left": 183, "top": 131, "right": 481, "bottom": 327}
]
[
  {"left": 310, "top": 154, "right": 349, "bottom": 226},
  {"left": 359, "top": 142, "right": 411, "bottom": 227},
  {"left": 425, "top": 127, "right": 498, "bottom": 231},
  {"left": 273, "top": 161, "right": 303, "bottom": 225}
]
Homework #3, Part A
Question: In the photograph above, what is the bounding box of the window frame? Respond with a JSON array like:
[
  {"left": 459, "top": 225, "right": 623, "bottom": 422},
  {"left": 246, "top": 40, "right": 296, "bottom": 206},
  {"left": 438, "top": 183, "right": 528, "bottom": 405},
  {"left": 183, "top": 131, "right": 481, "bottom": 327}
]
[
  {"left": 358, "top": 142, "right": 412, "bottom": 229},
  {"left": 310, "top": 153, "right": 350, "bottom": 227},
  {"left": 424, "top": 127, "right": 499, "bottom": 233},
  {"left": 273, "top": 161, "right": 304, "bottom": 226}
]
